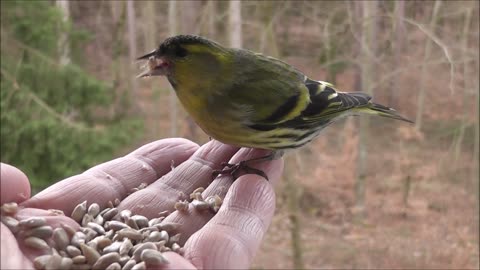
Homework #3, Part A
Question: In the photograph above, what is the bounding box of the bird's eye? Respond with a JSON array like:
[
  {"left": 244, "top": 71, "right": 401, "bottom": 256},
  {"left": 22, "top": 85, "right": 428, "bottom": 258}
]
[{"left": 175, "top": 46, "right": 188, "bottom": 58}]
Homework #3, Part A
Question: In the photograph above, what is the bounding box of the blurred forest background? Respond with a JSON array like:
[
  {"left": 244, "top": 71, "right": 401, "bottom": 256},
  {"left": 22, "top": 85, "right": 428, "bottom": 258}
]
[{"left": 1, "top": 0, "right": 479, "bottom": 269}]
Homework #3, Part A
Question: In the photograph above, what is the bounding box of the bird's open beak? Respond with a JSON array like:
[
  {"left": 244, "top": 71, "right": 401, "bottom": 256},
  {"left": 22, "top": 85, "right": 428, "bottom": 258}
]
[{"left": 136, "top": 50, "right": 168, "bottom": 78}]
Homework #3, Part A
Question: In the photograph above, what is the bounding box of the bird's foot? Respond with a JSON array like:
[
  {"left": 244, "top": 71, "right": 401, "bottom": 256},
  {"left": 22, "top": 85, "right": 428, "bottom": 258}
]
[{"left": 212, "top": 160, "right": 269, "bottom": 181}]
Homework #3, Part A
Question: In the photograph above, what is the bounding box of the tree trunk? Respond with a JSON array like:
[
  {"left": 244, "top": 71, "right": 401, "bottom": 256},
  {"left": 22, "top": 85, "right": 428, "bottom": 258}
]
[
  {"left": 415, "top": 0, "right": 442, "bottom": 131},
  {"left": 389, "top": 0, "right": 406, "bottom": 108},
  {"left": 229, "top": 0, "right": 242, "bottom": 48},
  {"left": 126, "top": 0, "right": 138, "bottom": 113},
  {"left": 355, "top": 0, "right": 377, "bottom": 217},
  {"left": 168, "top": 0, "right": 178, "bottom": 137},
  {"left": 56, "top": 0, "right": 70, "bottom": 66}
]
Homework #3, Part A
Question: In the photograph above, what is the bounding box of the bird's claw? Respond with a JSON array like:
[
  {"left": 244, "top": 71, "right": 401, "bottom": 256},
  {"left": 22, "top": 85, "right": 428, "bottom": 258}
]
[{"left": 212, "top": 161, "right": 269, "bottom": 181}]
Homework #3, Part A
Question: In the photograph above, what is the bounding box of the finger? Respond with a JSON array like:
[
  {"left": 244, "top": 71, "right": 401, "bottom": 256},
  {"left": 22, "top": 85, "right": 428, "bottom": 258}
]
[
  {"left": 161, "top": 252, "right": 196, "bottom": 270},
  {"left": 1, "top": 163, "right": 31, "bottom": 204},
  {"left": 116, "top": 140, "right": 239, "bottom": 218},
  {"left": 183, "top": 168, "right": 282, "bottom": 269},
  {"left": 22, "top": 139, "right": 198, "bottom": 215},
  {"left": 1, "top": 223, "right": 34, "bottom": 269},
  {"left": 161, "top": 148, "right": 283, "bottom": 244}
]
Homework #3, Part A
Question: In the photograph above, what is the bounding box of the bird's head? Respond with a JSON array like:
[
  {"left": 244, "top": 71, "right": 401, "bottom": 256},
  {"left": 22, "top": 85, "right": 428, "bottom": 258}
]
[{"left": 137, "top": 35, "right": 231, "bottom": 86}]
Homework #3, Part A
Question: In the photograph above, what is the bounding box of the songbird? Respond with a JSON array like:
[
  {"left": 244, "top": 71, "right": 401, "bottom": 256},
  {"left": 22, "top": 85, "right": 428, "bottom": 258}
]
[{"left": 137, "top": 35, "right": 412, "bottom": 179}]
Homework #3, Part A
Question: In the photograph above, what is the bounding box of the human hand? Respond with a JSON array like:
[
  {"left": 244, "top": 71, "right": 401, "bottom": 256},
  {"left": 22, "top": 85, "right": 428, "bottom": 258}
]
[{"left": 1, "top": 138, "right": 284, "bottom": 269}]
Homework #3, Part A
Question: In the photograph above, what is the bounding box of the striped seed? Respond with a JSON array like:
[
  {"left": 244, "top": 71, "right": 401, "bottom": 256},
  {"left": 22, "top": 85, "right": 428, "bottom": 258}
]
[
  {"left": 71, "top": 201, "right": 87, "bottom": 223},
  {"left": 24, "top": 236, "right": 50, "bottom": 250}
]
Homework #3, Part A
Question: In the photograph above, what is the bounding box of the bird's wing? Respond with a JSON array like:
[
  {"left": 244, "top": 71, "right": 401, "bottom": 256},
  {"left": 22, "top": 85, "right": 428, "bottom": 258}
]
[{"left": 247, "top": 78, "right": 372, "bottom": 131}]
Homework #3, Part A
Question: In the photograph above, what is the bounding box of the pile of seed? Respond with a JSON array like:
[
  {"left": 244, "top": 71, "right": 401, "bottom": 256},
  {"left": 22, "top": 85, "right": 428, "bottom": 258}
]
[{"left": 1, "top": 186, "right": 223, "bottom": 270}]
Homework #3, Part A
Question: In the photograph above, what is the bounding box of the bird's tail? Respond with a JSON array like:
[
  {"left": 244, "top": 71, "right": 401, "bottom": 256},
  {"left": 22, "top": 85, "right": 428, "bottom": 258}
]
[{"left": 348, "top": 93, "right": 413, "bottom": 123}]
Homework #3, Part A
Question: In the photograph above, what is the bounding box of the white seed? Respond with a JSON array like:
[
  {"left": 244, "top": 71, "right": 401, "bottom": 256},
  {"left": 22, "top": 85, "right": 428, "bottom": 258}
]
[
  {"left": 24, "top": 236, "right": 50, "bottom": 250},
  {"left": 82, "top": 227, "right": 98, "bottom": 242},
  {"left": 106, "top": 221, "right": 129, "bottom": 231},
  {"left": 114, "top": 198, "right": 121, "bottom": 207},
  {"left": 145, "top": 231, "right": 162, "bottom": 242},
  {"left": 137, "top": 183, "right": 148, "bottom": 189},
  {"left": 192, "top": 187, "right": 205, "bottom": 195},
  {"left": 141, "top": 249, "right": 169, "bottom": 266},
  {"left": 61, "top": 224, "right": 77, "bottom": 238},
  {"left": 1, "top": 215, "right": 19, "bottom": 233},
  {"left": 59, "top": 250, "right": 68, "bottom": 257},
  {"left": 103, "top": 208, "right": 118, "bottom": 221},
  {"left": 131, "top": 262, "right": 146, "bottom": 270},
  {"left": 19, "top": 217, "right": 46, "bottom": 228},
  {"left": 87, "top": 222, "right": 106, "bottom": 235},
  {"left": 24, "top": 225, "right": 53, "bottom": 239},
  {"left": 33, "top": 255, "right": 51, "bottom": 270},
  {"left": 99, "top": 207, "right": 111, "bottom": 216},
  {"left": 71, "top": 201, "right": 87, "bottom": 223},
  {"left": 119, "top": 239, "right": 133, "bottom": 256},
  {"left": 45, "top": 254, "right": 62, "bottom": 270},
  {"left": 130, "top": 215, "right": 148, "bottom": 228},
  {"left": 119, "top": 256, "right": 130, "bottom": 266},
  {"left": 52, "top": 228, "right": 69, "bottom": 250},
  {"left": 105, "top": 229, "right": 115, "bottom": 239},
  {"left": 174, "top": 200, "right": 189, "bottom": 212},
  {"left": 171, "top": 242, "right": 181, "bottom": 253},
  {"left": 157, "top": 222, "right": 180, "bottom": 233},
  {"left": 1, "top": 202, "right": 19, "bottom": 215},
  {"left": 66, "top": 245, "right": 81, "bottom": 257},
  {"left": 51, "top": 247, "right": 60, "bottom": 256},
  {"left": 87, "top": 241, "right": 98, "bottom": 250},
  {"left": 126, "top": 218, "right": 139, "bottom": 230},
  {"left": 106, "top": 262, "right": 122, "bottom": 270},
  {"left": 117, "top": 228, "right": 143, "bottom": 241},
  {"left": 147, "top": 217, "right": 164, "bottom": 227},
  {"left": 71, "top": 264, "right": 90, "bottom": 270},
  {"left": 71, "top": 231, "right": 86, "bottom": 247},
  {"left": 95, "top": 236, "right": 112, "bottom": 250},
  {"left": 138, "top": 226, "right": 158, "bottom": 234},
  {"left": 121, "top": 259, "right": 136, "bottom": 270},
  {"left": 168, "top": 233, "right": 181, "bottom": 245},
  {"left": 107, "top": 201, "right": 114, "bottom": 209},
  {"left": 154, "top": 240, "right": 166, "bottom": 250},
  {"left": 192, "top": 199, "right": 209, "bottom": 211},
  {"left": 59, "top": 257, "right": 73, "bottom": 270},
  {"left": 81, "top": 214, "right": 93, "bottom": 227},
  {"left": 103, "top": 241, "right": 122, "bottom": 254},
  {"left": 87, "top": 203, "right": 101, "bottom": 217},
  {"left": 119, "top": 210, "right": 132, "bottom": 221},
  {"left": 92, "top": 252, "right": 121, "bottom": 270},
  {"left": 71, "top": 255, "right": 86, "bottom": 264},
  {"left": 132, "top": 242, "right": 157, "bottom": 261},
  {"left": 80, "top": 243, "right": 101, "bottom": 265},
  {"left": 94, "top": 214, "right": 104, "bottom": 225}
]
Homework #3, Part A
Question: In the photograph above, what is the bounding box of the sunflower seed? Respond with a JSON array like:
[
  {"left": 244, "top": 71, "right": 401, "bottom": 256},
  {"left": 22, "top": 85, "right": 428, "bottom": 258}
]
[
  {"left": 52, "top": 227, "right": 69, "bottom": 250},
  {"left": 114, "top": 198, "right": 121, "bottom": 207},
  {"left": 126, "top": 218, "right": 139, "bottom": 230},
  {"left": 33, "top": 255, "right": 51, "bottom": 270},
  {"left": 92, "top": 252, "right": 121, "bottom": 269},
  {"left": 192, "top": 187, "right": 205, "bottom": 195},
  {"left": 174, "top": 200, "right": 189, "bottom": 212},
  {"left": 105, "top": 229, "right": 115, "bottom": 239},
  {"left": 117, "top": 228, "right": 143, "bottom": 241},
  {"left": 71, "top": 231, "right": 86, "bottom": 247},
  {"left": 119, "top": 239, "right": 133, "bottom": 256},
  {"left": 132, "top": 242, "right": 157, "bottom": 261},
  {"left": 61, "top": 224, "right": 77, "bottom": 238},
  {"left": 45, "top": 254, "right": 62, "bottom": 270},
  {"left": 168, "top": 233, "right": 181, "bottom": 245},
  {"left": 157, "top": 222, "right": 180, "bottom": 233},
  {"left": 1, "top": 202, "right": 19, "bottom": 215},
  {"left": 103, "top": 241, "right": 122, "bottom": 254},
  {"left": 106, "top": 262, "right": 122, "bottom": 270},
  {"left": 82, "top": 227, "right": 98, "bottom": 241},
  {"left": 47, "top": 209, "right": 65, "bottom": 216},
  {"left": 71, "top": 201, "right": 87, "bottom": 223},
  {"left": 87, "top": 222, "right": 106, "bottom": 235},
  {"left": 1, "top": 215, "right": 19, "bottom": 233},
  {"left": 80, "top": 243, "right": 101, "bottom": 265},
  {"left": 137, "top": 183, "right": 148, "bottom": 190},
  {"left": 138, "top": 226, "right": 158, "bottom": 234},
  {"left": 59, "top": 257, "right": 73, "bottom": 270},
  {"left": 71, "top": 255, "right": 86, "bottom": 264},
  {"left": 24, "top": 236, "right": 50, "bottom": 250},
  {"left": 171, "top": 242, "right": 181, "bottom": 253},
  {"left": 24, "top": 225, "right": 53, "bottom": 239},
  {"left": 130, "top": 215, "right": 148, "bottom": 228},
  {"left": 107, "top": 201, "right": 114, "bottom": 209},
  {"left": 141, "top": 249, "right": 169, "bottom": 266},
  {"left": 19, "top": 217, "right": 46, "bottom": 228},
  {"left": 119, "top": 210, "right": 132, "bottom": 221},
  {"left": 131, "top": 262, "right": 146, "bottom": 270},
  {"left": 119, "top": 256, "right": 130, "bottom": 266},
  {"left": 81, "top": 214, "right": 94, "bottom": 227},
  {"left": 93, "top": 214, "right": 104, "bottom": 226},
  {"left": 66, "top": 245, "right": 81, "bottom": 257},
  {"left": 192, "top": 199, "right": 209, "bottom": 211},
  {"left": 147, "top": 217, "right": 164, "bottom": 227},
  {"left": 95, "top": 236, "right": 112, "bottom": 250},
  {"left": 87, "top": 203, "right": 101, "bottom": 218},
  {"left": 103, "top": 208, "right": 118, "bottom": 221},
  {"left": 71, "top": 264, "right": 91, "bottom": 270},
  {"left": 121, "top": 259, "right": 136, "bottom": 270}
]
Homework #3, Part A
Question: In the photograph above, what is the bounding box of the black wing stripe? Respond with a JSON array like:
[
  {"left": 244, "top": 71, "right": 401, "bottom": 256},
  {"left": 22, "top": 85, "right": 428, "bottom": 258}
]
[{"left": 261, "top": 93, "right": 300, "bottom": 123}]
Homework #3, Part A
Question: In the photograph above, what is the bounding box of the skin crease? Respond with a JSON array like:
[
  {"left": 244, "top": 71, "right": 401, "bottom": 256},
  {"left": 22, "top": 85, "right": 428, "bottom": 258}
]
[{"left": 0, "top": 139, "right": 283, "bottom": 270}]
